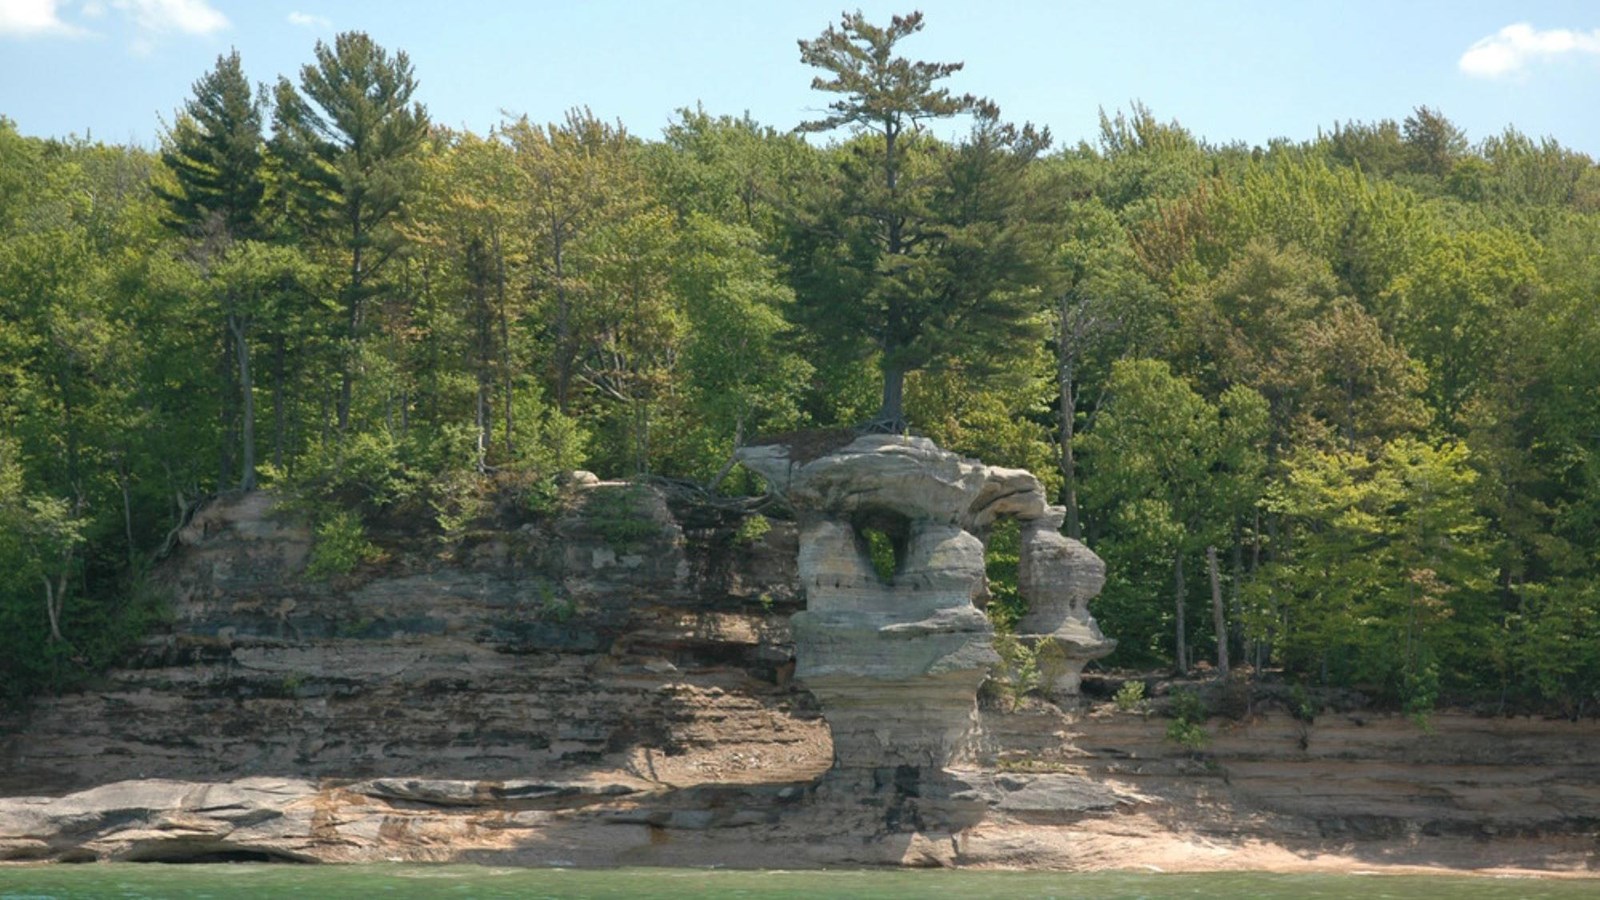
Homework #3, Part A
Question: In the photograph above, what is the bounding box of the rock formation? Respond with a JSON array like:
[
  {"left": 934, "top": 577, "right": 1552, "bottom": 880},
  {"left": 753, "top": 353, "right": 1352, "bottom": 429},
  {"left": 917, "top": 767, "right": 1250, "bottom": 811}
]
[
  {"left": 3, "top": 468, "right": 1600, "bottom": 872},
  {"left": 1014, "top": 508, "right": 1116, "bottom": 696},
  {"left": 735, "top": 434, "right": 1114, "bottom": 779},
  {"left": 0, "top": 484, "right": 822, "bottom": 797}
]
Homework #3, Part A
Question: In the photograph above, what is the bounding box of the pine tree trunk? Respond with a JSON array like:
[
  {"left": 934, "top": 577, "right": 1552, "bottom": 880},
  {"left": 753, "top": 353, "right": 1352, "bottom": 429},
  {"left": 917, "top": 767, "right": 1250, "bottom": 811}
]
[
  {"left": 1208, "top": 545, "right": 1229, "bottom": 676},
  {"left": 1059, "top": 365, "right": 1081, "bottom": 539},
  {"left": 1173, "top": 552, "right": 1188, "bottom": 673},
  {"left": 878, "top": 365, "right": 906, "bottom": 432},
  {"left": 338, "top": 234, "right": 363, "bottom": 433},
  {"left": 230, "top": 314, "right": 256, "bottom": 490}
]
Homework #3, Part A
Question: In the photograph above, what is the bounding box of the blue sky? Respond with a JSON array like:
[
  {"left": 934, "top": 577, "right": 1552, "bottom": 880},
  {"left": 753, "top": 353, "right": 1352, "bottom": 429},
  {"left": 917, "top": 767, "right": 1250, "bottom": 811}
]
[{"left": 2, "top": 1, "right": 1598, "bottom": 156}]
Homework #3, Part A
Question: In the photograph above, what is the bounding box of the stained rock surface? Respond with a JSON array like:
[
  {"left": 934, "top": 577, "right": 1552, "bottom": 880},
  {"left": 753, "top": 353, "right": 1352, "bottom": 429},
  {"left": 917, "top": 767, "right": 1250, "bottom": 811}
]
[
  {"left": 737, "top": 436, "right": 997, "bottom": 772},
  {"left": 736, "top": 434, "right": 1114, "bottom": 774},
  {"left": 2, "top": 465, "right": 1597, "bottom": 874},
  {"left": 0, "top": 484, "right": 826, "bottom": 797}
]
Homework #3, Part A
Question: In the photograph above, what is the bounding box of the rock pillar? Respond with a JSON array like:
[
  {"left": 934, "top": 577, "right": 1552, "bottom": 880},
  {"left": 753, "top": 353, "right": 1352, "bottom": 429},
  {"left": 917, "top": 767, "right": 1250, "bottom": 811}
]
[
  {"left": 1014, "top": 508, "right": 1116, "bottom": 696},
  {"left": 738, "top": 435, "right": 998, "bottom": 770},
  {"left": 738, "top": 434, "right": 1116, "bottom": 775}
]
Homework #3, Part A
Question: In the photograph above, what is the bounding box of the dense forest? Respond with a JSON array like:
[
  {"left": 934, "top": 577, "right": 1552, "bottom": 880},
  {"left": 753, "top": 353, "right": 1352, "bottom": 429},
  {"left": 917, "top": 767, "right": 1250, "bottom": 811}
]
[{"left": 4, "top": 12, "right": 1599, "bottom": 717}]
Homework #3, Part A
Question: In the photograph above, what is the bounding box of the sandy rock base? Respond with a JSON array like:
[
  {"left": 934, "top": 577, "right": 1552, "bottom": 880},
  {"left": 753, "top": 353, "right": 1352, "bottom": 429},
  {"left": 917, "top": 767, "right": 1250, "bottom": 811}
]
[{"left": 1, "top": 769, "right": 1593, "bottom": 878}]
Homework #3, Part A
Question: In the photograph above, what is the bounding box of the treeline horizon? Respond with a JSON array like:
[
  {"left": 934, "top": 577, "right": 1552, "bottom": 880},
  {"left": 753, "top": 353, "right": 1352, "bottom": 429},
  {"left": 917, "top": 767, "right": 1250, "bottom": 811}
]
[{"left": 4, "top": 13, "right": 1599, "bottom": 716}]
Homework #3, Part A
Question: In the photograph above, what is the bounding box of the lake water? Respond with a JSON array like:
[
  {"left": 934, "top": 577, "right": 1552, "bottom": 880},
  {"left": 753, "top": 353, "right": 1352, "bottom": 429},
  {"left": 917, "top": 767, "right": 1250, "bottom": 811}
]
[{"left": 0, "top": 865, "right": 1595, "bottom": 899}]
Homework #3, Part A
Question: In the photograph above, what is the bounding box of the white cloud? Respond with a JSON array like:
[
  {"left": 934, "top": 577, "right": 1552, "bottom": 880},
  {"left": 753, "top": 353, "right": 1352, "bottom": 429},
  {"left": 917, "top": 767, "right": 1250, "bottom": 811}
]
[
  {"left": 287, "top": 11, "right": 331, "bottom": 29},
  {"left": 0, "top": 0, "right": 229, "bottom": 49},
  {"left": 1459, "top": 22, "right": 1600, "bottom": 78},
  {"left": 0, "top": 0, "right": 90, "bottom": 38},
  {"left": 111, "top": 0, "right": 227, "bottom": 37}
]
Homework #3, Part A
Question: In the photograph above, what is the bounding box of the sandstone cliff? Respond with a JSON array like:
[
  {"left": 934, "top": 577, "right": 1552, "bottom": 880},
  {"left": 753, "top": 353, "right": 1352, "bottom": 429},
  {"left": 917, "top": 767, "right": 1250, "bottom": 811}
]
[
  {"left": 1, "top": 471, "right": 1597, "bottom": 875},
  {"left": 0, "top": 484, "right": 826, "bottom": 795}
]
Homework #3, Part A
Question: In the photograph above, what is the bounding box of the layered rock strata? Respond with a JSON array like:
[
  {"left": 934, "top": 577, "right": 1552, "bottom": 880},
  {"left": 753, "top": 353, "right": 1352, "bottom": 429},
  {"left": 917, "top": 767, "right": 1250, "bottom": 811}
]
[
  {"left": 1014, "top": 509, "right": 1116, "bottom": 697},
  {"left": 2, "top": 471, "right": 1599, "bottom": 873},
  {"left": 5, "top": 708, "right": 1598, "bottom": 871},
  {"left": 0, "top": 485, "right": 825, "bottom": 796},
  {"left": 735, "top": 434, "right": 1113, "bottom": 775}
]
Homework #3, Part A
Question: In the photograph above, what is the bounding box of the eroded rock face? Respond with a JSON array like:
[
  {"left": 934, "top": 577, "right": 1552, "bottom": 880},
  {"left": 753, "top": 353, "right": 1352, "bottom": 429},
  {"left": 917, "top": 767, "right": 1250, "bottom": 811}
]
[
  {"left": 739, "top": 436, "right": 998, "bottom": 770},
  {"left": 0, "top": 483, "right": 826, "bottom": 797},
  {"left": 737, "top": 436, "right": 1113, "bottom": 769},
  {"left": 738, "top": 435, "right": 1115, "bottom": 774},
  {"left": 1015, "top": 510, "right": 1115, "bottom": 697}
]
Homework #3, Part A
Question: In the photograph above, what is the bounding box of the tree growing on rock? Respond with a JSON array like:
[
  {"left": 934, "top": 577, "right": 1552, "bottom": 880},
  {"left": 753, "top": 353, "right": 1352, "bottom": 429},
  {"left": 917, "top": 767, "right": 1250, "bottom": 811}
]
[{"left": 792, "top": 10, "right": 1045, "bottom": 432}]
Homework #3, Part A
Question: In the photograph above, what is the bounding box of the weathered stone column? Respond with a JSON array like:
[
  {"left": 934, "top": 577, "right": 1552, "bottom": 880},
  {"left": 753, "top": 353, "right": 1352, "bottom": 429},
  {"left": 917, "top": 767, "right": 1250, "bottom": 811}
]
[
  {"left": 739, "top": 432, "right": 1116, "bottom": 796},
  {"left": 1015, "top": 507, "right": 1116, "bottom": 697},
  {"left": 738, "top": 435, "right": 999, "bottom": 771},
  {"left": 965, "top": 471, "right": 1115, "bottom": 702}
]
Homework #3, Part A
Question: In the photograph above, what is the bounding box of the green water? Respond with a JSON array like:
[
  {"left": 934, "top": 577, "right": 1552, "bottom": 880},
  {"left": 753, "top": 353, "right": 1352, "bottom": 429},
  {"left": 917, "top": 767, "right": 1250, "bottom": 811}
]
[{"left": 0, "top": 866, "right": 1593, "bottom": 900}]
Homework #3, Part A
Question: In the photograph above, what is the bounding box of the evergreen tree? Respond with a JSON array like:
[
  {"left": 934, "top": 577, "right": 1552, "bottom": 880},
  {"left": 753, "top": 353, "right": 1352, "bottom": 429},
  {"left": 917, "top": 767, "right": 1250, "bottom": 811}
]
[
  {"left": 272, "top": 31, "right": 429, "bottom": 433},
  {"left": 792, "top": 11, "right": 1051, "bottom": 432},
  {"left": 156, "top": 50, "right": 267, "bottom": 244},
  {"left": 793, "top": 10, "right": 978, "bottom": 430}
]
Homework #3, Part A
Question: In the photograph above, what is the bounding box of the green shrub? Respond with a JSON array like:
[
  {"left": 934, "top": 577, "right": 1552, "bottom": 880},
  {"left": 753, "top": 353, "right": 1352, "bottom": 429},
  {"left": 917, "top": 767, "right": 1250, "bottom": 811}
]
[
  {"left": 274, "top": 429, "right": 413, "bottom": 512},
  {"left": 520, "top": 476, "right": 563, "bottom": 517},
  {"left": 1165, "top": 687, "right": 1210, "bottom": 750},
  {"left": 431, "top": 466, "right": 488, "bottom": 546},
  {"left": 988, "top": 630, "right": 1040, "bottom": 708},
  {"left": 535, "top": 581, "right": 577, "bottom": 622},
  {"left": 1114, "top": 680, "right": 1147, "bottom": 711},
  {"left": 734, "top": 513, "right": 771, "bottom": 546},
  {"left": 1404, "top": 658, "right": 1440, "bottom": 730},
  {"left": 862, "top": 527, "right": 896, "bottom": 581},
  {"left": 584, "top": 484, "right": 660, "bottom": 551},
  {"left": 1167, "top": 717, "right": 1209, "bottom": 751},
  {"left": 1290, "top": 682, "right": 1318, "bottom": 723},
  {"left": 511, "top": 384, "right": 589, "bottom": 476},
  {"left": 306, "top": 510, "right": 381, "bottom": 580}
]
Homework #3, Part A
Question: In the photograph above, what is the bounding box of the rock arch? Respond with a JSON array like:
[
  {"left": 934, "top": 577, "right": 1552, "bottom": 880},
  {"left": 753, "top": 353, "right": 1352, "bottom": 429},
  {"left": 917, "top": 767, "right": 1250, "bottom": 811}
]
[{"left": 737, "top": 434, "right": 1113, "bottom": 774}]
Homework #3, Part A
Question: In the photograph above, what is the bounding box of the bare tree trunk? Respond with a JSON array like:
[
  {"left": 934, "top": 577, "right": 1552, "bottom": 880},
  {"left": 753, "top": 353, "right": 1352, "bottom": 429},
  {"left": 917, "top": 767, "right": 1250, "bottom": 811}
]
[
  {"left": 118, "top": 459, "right": 135, "bottom": 563},
  {"left": 1233, "top": 535, "right": 1248, "bottom": 673},
  {"left": 1059, "top": 366, "right": 1081, "bottom": 539},
  {"left": 42, "top": 575, "right": 63, "bottom": 644},
  {"left": 229, "top": 314, "right": 256, "bottom": 490},
  {"left": 272, "top": 334, "right": 287, "bottom": 470},
  {"left": 1173, "top": 552, "right": 1188, "bottom": 674},
  {"left": 705, "top": 420, "right": 745, "bottom": 494},
  {"left": 550, "top": 202, "right": 573, "bottom": 414},
  {"left": 218, "top": 322, "right": 235, "bottom": 487},
  {"left": 473, "top": 311, "right": 488, "bottom": 469},
  {"left": 495, "top": 228, "right": 514, "bottom": 454},
  {"left": 634, "top": 399, "right": 651, "bottom": 475},
  {"left": 475, "top": 385, "right": 489, "bottom": 472},
  {"left": 42, "top": 530, "right": 75, "bottom": 644},
  {"left": 1208, "top": 545, "right": 1229, "bottom": 676}
]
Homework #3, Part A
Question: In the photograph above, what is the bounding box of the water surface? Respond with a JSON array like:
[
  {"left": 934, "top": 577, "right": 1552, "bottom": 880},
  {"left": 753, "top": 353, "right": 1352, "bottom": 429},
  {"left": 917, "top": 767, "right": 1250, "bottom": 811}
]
[{"left": 1, "top": 864, "right": 1594, "bottom": 899}]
